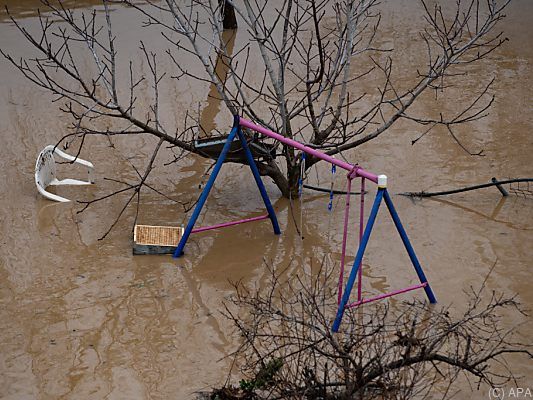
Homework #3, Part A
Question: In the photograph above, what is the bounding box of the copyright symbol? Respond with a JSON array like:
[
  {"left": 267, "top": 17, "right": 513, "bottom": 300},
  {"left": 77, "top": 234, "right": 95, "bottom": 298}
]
[{"left": 489, "top": 387, "right": 504, "bottom": 399}]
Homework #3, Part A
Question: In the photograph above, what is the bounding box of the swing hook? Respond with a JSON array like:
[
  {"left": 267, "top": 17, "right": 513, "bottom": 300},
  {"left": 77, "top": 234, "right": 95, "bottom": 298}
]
[{"left": 348, "top": 164, "right": 361, "bottom": 180}]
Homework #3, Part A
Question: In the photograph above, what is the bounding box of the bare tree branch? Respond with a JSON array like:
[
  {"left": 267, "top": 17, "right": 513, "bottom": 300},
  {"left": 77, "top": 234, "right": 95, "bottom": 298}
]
[
  {"left": 1, "top": 0, "right": 512, "bottom": 233},
  {"left": 212, "top": 260, "right": 531, "bottom": 399}
]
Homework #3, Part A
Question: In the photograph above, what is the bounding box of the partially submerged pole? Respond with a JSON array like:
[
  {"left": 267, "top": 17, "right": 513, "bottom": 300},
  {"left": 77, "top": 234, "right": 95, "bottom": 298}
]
[{"left": 491, "top": 177, "right": 509, "bottom": 196}]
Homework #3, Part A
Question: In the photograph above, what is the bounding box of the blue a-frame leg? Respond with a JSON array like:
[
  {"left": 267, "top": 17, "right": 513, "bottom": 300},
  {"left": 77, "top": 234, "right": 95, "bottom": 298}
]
[
  {"left": 173, "top": 116, "right": 280, "bottom": 258},
  {"left": 383, "top": 190, "right": 437, "bottom": 304},
  {"left": 332, "top": 188, "right": 436, "bottom": 332}
]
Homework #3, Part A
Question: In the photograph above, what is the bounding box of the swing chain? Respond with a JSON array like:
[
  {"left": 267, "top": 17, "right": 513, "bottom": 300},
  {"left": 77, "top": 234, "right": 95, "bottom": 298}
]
[
  {"left": 298, "top": 152, "right": 306, "bottom": 197},
  {"left": 328, "top": 163, "right": 336, "bottom": 211}
]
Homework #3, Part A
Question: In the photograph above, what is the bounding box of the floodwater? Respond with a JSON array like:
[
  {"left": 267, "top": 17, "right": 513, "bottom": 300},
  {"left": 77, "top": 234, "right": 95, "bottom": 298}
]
[{"left": 0, "top": 1, "right": 531, "bottom": 399}]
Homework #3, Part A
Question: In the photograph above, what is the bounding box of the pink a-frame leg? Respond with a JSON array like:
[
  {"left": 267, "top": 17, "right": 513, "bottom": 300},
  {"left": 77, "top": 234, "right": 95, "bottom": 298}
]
[
  {"left": 338, "top": 175, "right": 366, "bottom": 305},
  {"left": 337, "top": 176, "right": 353, "bottom": 305},
  {"left": 347, "top": 282, "right": 429, "bottom": 308},
  {"left": 191, "top": 214, "right": 269, "bottom": 234},
  {"left": 357, "top": 177, "right": 365, "bottom": 301}
]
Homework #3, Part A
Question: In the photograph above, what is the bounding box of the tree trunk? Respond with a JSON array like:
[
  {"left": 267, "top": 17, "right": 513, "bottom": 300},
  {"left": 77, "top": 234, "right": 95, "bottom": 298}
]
[
  {"left": 219, "top": 0, "right": 237, "bottom": 30},
  {"left": 287, "top": 164, "right": 301, "bottom": 198}
]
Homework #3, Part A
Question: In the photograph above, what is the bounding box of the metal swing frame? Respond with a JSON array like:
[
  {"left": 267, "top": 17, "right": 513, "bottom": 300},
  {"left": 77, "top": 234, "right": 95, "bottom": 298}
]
[{"left": 174, "top": 115, "right": 437, "bottom": 332}]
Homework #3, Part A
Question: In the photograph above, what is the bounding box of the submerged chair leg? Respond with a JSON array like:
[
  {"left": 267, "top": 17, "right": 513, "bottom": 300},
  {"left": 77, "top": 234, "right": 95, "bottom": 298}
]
[
  {"left": 36, "top": 185, "right": 71, "bottom": 203},
  {"left": 50, "top": 178, "right": 93, "bottom": 186}
]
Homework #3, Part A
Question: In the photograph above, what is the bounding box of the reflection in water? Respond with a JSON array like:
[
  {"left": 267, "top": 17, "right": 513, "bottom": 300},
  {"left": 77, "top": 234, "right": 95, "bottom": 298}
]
[
  {"left": 198, "top": 29, "right": 236, "bottom": 138},
  {"left": 429, "top": 196, "right": 533, "bottom": 231},
  {"left": 0, "top": 0, "right": 112, "bottom": 21}
]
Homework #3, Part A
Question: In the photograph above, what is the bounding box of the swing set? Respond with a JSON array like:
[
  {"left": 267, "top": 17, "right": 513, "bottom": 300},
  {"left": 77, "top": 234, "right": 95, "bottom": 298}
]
[{"left": 173, "top": 115, "right": 437, "bottom": 332}]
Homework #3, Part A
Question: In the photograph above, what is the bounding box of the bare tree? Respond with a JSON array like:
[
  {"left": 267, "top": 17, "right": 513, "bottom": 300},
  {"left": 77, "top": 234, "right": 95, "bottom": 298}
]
[
  {"left": 1, "top": 0, "right": 510, "bottom": 233},
  {"left": 210, "top": 261, "right": 531, "bottom": 399}
]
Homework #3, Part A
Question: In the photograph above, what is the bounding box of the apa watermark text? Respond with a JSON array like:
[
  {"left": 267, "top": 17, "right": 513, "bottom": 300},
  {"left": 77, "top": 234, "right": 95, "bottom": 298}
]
[{"left": 488, "top": 387, "right": 532, "bottom": 399}]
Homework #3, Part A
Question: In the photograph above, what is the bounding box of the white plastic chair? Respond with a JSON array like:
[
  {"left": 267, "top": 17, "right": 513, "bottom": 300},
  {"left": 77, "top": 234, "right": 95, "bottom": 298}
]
[{"left": 35, "top": 145, "right": 94, "bottom": 202}]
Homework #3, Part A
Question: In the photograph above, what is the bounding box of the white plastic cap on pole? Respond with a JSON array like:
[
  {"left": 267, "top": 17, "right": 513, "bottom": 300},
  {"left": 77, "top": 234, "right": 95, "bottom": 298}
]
[{"left": 378, "top": 175, "right": 388, "bottom": 188}]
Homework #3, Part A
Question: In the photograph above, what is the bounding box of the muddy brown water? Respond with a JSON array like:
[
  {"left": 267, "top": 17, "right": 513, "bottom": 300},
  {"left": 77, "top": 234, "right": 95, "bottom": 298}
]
[{"left": 0, "top": 1, "right": 532, "bottom": 399}]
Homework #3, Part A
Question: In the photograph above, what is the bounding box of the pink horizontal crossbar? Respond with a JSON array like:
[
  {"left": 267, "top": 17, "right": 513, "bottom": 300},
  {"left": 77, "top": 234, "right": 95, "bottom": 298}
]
[
  {"left": 239, "top": 118, "right": 379, "bottom": 183},
  {"left": 191, "top": 214, "right": 269, "bottom": 234},
  {"left": 346, "top": 282, "right": 428, "bottom": 308}
]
